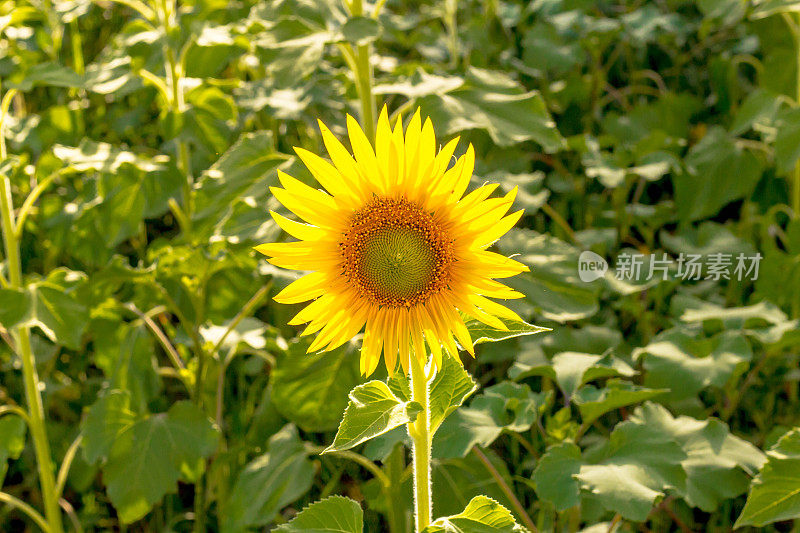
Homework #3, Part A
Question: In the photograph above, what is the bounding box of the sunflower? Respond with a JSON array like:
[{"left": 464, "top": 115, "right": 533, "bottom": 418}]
[{"left": 256, "top": 107, "right": 528, "bottom": 376}]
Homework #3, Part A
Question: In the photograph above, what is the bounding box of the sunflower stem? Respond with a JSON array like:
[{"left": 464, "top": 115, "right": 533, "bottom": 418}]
[
  {"left": 346, "top": 0, "right": 377, "bottom": 144},
  {"left": 408, "top": 353, "right": 432, "bottom": 532},
  {"left": 0, "top": 91, "right": 64, "bottom": 533}
]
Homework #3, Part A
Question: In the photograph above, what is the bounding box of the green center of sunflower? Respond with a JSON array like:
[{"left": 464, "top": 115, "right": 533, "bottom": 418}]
[
  {"left": 360, "top": 227, "right": 436, "bottom": 301},
  {"left": 340, "top": 197, "right": 454, "bottom": 308}
]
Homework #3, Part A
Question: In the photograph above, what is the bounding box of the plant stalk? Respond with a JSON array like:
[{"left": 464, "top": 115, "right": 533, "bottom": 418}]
[
  {"left": 0, "top": 149, "right": 64, "bottom": 533},
  {"left": 408, "top": 353, "right": 431, "bottom": 532},
  {"left": 346, "top": 0, "right": 376, "bottom": 144}
]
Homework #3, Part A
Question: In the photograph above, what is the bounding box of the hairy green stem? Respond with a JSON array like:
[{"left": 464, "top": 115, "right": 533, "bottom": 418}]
[
  {"left": 0, "top": 113, "right": 64, "bottom": 533},
  {"left": 408, "top": 354, "right": 431, "bottom": 532}
]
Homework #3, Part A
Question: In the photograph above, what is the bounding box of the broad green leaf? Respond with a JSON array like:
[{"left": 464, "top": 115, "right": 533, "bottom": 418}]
[
  {"left": 423, "top": 496, "right": 526, "bottom": 533},
  {"left": 374, "top": 70, "right": 465, "bottom": 99},
  {"left": 634, "top": 329, "right": 752, "bottom": 401},
  {"left": 181, "top": 86, "right": 237, "bottom": 157},
  {"left": 630, "top": 403, "right": 765, "bottom": 512},
  {"left": 80, "top": 391, "right": 137, "bottom": 465},
  {"left": 577, "top": 417, "right": 688, "bottom": 521},
  {"left": 533, "top": 442, "right": 582, "bottom": 511},
  {"left": 551, "top": 352, "right": 634, "bottom": 400},
  {"left": 103, "top": 402, "right": 220, "bottom": 523},
  {"left": 323, "top": 381, "right": 421, "bottom": 453},
  {"left": 672, "top": 127, "right": 763, "bottom": 223},
  {"left": 53, "top": 139, "right": 168, "bottom": 173},
  {"left": 429, "top": 352, "right": 478, "bottom": 434},
  {"left": 223, "top": 425, "right": 315, "bottom": 533},
  {"left": 735, "top": 428, "right": 800, "bottom": 527},
  {"left": 270, "top": 338, "right": 362, "bottom": 432},
  {"left": 92, "top": 320, "right": 161, "bottom": 412},
  {"left": 573, "top": 380, "right": 667, "bottom": 425},
  {"left": 730, "top": 89, "right": 782, "bottom": 135},
  {"left": 418, "top": 67, "right": 565, "bottom": 150},
  {"left": 191, "top": 130, "right": 287, "bottom": 239},
  {"left": 497, "top": 229, "right": 600, "bottom": 322},
  {"left": 0, "top": 272, "right": 89, "bottom": 349},
  {"left": 275, "top": 496, "right": 363, "bottom": 533},
  {"left": 660, "top": 221, "right": 757, "bottom": 259},
  {"left": 10, "top": 61, "right": 84, "bottom": 91},
  {"left": 464, "top": 317, "right": 550, "bottom": 345},
  {"left": 679, "top": 301, "right": 788, "bottom": 329},
  {"left": 434, "top": 382, "right": 548, "bottom": 458}
]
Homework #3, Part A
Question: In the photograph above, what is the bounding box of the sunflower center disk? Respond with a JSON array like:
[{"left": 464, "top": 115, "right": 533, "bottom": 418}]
[
  {"left": 361, "top": 228, "right": 435, "bottom": 300},
  {"left": 340, "top": 197, "right": 454, "bottom": 308}
]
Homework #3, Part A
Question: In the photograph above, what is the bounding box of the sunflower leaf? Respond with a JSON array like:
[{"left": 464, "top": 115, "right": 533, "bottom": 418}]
[
  {"left": 465, "top": 317, "right": 550, "bottom": 345},
  {"left": 422, "top": 495, "right": 527, "bottom": 532},
  {"left": 429, "top": 352, "right": 478, "bottom": 435},
  {"left": 734, "top": 427, "right": 800, "bottom": 528},
  {"left": 323, "top": 381, "right": 422, "bottom": 453},
  {"left": 274, "top": 496, "right": 363, "bottom": 533}
]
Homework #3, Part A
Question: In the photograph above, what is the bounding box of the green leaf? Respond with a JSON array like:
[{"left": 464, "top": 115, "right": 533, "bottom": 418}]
[
  {"left": 550, "top": 352, "right": 634, "bottom": 400},
  {"left": 181, "top": 86, "right": 238, "bottom": 157},
  {"left": 103, "top": 401, "right": 220, "bottom": 523},
  {"left": 10, "top": 61, "right": 84, "bottom": 91},
  {"left": 418, "top": 67, "right": 565, "bottom": 150},
  {"left": 53, "top": 139, "right": 168, "bottom": 173},
  {"left": 730, "top": 89, "right": 782, "bottom": 135},
  {"left": 191, "top": 130, "right": 287, "bottom": 239},
  {"left": 672, "top": 127, "right": 763, "bottom": 223},
  {"left": 634, "top": 329, "right": 752, "bottom": 401},
  {"left": 80, "top": 390, "right": 137, "bottom": 465},
  {"left": 374, "top": 69, "right": 465, "bottom": 99},
  {"left": 341, "top": 16, "right": 380, "bottom": 45},
  {"left": 323, "top": 381, "right": 422, "bottom": 453},
  {"left": 429, "top": 352, "right": 478, "bottom": 434},
  {"left": 274, "top": 496, "right": 363, "bottom": 533},
  {"left": 222, "top": 425, "right": 315, "bottom": 532},
  {"left": 434, "top": 382, "right": 548, "bottom": 458},
  {"left": 270, "top": 338, "right": 362, "bottom": 432},
  {"left": 464, "top": 316, "right": 550, "bottom": 345},
  {"left": 573, "top": 380, "right": 667, "bottom": 425},
  {"left": 0, "top": 272, "right": 89, "bottom": 349},
  {"left": 497, "top": 229, "right": 600, "bottom": 322},
  {"left": 423, "top": 496, "right": 526, "bottom": 533},
  {"left": 735, "top": 428, "right": 800, "bottom": 527},
  {"left": 533, "top": 442, "right": 583, "bottom": 511},
  {"left": 576, "top": 417, "right": 688, "bottom": 521},
  {"left": 92, "top": 320, "right": 161, "bottom": 412},
  {"left": 629, "top": 403, "right": 766, "bottom": 512}
]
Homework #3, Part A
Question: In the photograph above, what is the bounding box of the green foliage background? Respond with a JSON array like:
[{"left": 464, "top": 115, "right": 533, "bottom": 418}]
[{"left": 1, "top": 0, "right": 800, "bottom": 531}]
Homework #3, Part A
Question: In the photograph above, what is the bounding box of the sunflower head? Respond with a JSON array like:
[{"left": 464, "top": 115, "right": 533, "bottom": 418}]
[{"left": 256, "top": 107, "right": 529, "bottom": 376}]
